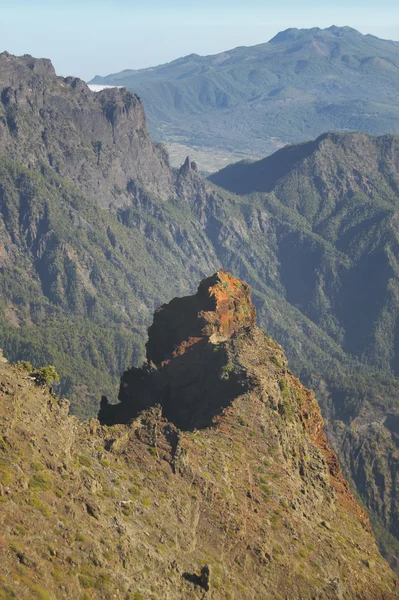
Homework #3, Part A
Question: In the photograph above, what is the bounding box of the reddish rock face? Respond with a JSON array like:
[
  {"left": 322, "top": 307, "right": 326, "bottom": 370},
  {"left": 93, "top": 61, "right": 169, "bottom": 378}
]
[{"left": 146, "top": 269, "right": 256, "bottom": 364}]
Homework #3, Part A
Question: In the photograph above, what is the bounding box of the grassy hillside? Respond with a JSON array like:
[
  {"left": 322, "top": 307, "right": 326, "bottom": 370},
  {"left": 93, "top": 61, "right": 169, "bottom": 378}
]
[{"left": 0, "top": 322, "right": 397, "bottom": 599}]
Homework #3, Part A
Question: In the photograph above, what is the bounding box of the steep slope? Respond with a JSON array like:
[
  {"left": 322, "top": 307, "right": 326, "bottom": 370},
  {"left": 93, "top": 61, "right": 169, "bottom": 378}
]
[
  {"left": 0, "top": 51, "right": 173, "bottom": 206},
  {"left": 90, "top": 26, "right": 399, "bottom": 165},
  {"left": 0, "top": 54, "right": 220, "bottom": 414},
  {"left": 1, "top": 271, "right": 397, "bottom": 599}
]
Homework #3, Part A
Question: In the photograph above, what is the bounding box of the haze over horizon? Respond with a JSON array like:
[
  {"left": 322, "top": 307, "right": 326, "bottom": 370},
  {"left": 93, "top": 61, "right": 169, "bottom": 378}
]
[{"left": 1, "top": 0, "right": 399, "bottom": 80}]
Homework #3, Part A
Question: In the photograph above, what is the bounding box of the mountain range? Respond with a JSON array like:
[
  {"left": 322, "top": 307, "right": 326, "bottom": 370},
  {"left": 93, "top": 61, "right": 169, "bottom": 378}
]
[
  {"left": 90, "top": 26, "right": 399, "bottom": 170},
  {"left": 3, "top": 50, "right": 399, "bottom": 573}
]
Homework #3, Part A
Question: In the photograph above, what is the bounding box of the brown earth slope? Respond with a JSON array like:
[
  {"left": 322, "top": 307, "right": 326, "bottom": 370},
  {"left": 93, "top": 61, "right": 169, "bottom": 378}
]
[{"left": 0, "top": 271, "right": 397, "bottom": 599}]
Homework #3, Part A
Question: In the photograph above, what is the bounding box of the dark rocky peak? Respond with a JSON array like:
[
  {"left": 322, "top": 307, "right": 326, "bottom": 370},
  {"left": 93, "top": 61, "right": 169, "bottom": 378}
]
[
  {"left": 0, "top": 52, "right": 175, "bottom": 206},
  {"left": 176, "top": 155, "right": 205, "bottom": 202},
  {"left": 63, "top": 75, "right": 89, "bottom": 92},
  {"left": 178, "top": 155, "right": 197, "bottom": 175},
  {"left": 0, "top": 51, "right": 56, "bottom": 83},
  {"left": 146, "top": 269, "right": 256, "bottom": 364},
  {"left": 97, "top": 86, "right": 143, "bottom": 131},
  {"left": 99, "top": 270, "right": 256, "bottom": 429},
  {"left": 178, "top": 156, "right": 199, "bottom": 184},
  {"left": 0, "top": 52, "right": 89, "bottom": 113}
]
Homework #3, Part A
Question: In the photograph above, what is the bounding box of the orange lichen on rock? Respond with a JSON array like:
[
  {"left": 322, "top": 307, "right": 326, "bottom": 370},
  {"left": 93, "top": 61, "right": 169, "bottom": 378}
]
[
  {"left": 199, "top": 269, "right": 256, "bottom": 338},
  {"left": 146, "top": 270, "right": 256, "bottom": 364}
]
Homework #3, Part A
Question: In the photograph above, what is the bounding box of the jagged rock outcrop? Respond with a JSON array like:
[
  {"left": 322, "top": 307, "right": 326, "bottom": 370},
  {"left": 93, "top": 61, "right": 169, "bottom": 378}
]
[
  {"left": 147, "top": 269, "right": 256, "bottom": 363},
  {"left": 99, "top": 271, "right": 371, "bottom": 532},
  {"left": 0, "top": 51, "right": 174, "bottom": 207},
  {"left": 1, "top": 272, "right": 397, "bottom": 599},
  {"left": 98, "top": 269, "right": 376, "bottom": 536},
  {"left": 100, "top": 270, "right": 257, "bottom": 428}
]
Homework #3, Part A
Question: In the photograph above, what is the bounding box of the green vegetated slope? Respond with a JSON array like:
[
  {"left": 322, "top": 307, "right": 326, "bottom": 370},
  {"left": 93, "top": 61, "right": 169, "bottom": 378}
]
[
  {"left": 90, "top": 26, "right": 399, "bottom": 158},
  {"left": 0, "top": 158, "right": 218, "bottom": 416}
]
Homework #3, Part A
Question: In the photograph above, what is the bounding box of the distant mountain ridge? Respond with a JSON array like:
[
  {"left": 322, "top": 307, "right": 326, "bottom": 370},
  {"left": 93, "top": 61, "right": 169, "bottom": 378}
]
[{"left": 90, "top": 26, "right": 399, "bottom": 167}]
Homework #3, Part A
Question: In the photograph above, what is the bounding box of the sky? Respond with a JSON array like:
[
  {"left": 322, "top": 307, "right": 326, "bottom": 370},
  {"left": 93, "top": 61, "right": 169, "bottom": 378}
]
[{"left": 1, "top": 0, "right": 399, "bottom": 81}]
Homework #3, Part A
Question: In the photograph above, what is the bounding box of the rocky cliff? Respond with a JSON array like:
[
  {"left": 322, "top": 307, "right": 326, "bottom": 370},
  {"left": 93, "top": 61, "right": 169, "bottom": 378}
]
[
  {"left": 1, "top": 271, "right": 397, "bottom": 599},
  {"left": 0, "top": 51, "right": 174, "bottom": 207}
]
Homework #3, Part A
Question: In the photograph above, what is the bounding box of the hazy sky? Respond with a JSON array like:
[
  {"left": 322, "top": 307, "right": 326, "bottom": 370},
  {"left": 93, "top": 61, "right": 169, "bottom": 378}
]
[{"left": 1, "top": 0, "right": 399, "bottom": 81}]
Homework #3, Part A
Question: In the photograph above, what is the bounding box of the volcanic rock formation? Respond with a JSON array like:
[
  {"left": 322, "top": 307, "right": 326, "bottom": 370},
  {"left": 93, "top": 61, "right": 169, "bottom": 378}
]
[
  {"left": 99, "top": 270, "right": 374, "bottom": 529},
  {"left": 99, "top": 270, "right": 257, "bottom": 429}
]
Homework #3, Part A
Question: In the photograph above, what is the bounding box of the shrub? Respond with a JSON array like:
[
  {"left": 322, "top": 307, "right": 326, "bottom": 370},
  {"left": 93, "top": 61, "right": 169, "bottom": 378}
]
[
  {"left": 0, "top": 459, "right": 12, "bottom": 485},
  {"left": 77, "top": 454, "right": 92, "bottom": 468},
  {"left": 33, "top": 365, "right": 60, "bottom": 386},
  {"left": 220, "top": 363, "right": 234, "bottom": 380},
  {"left": 29, "top": 472, "right": 52, "bottom": 492},
  {"left": 270, "top": 355, "right": 283, "bottom": 368},
  {"left": 19, "top": 361, "right": 33, "bottom": 372},
  {"left": 28, "top": 496, "right": 51, "bottom": 516},
  {"left": 279, "top": 378, "right": 288, "bottom": 395}
]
